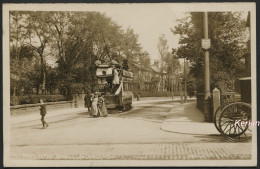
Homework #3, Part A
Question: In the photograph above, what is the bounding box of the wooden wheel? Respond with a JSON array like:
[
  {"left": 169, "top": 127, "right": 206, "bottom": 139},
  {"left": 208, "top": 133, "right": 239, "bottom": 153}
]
[
  {"left": 218, "top": 102, "right": 251, "bottom": 142},
  {"left": 213, "top": 102, "right": 231, "bottom": 133}
]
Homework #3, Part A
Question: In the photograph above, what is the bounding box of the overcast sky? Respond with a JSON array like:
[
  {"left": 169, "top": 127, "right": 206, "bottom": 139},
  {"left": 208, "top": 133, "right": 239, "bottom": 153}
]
[{"left": 82, "top": 4, "right": 187, "bottom": 63}]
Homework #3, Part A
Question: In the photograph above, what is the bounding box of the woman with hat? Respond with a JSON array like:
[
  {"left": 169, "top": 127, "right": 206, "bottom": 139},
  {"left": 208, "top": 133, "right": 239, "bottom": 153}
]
[
  {"left": 98, "top": 94, "right": 108, "bottom": 117},
  {"left": 91, "top": 92, "right": 99, "bottom": 118}
]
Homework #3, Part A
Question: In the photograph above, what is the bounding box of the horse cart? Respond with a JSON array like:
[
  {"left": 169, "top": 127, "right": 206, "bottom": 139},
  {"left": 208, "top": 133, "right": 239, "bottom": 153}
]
[{"left": 213, "top": 77, "right": 252, "bottom": 142}]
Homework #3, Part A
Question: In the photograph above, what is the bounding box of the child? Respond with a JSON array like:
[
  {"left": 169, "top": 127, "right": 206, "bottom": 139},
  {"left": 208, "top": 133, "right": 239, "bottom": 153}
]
[{"left": 39, "top": 99, "right": 48, "bottom": 128}]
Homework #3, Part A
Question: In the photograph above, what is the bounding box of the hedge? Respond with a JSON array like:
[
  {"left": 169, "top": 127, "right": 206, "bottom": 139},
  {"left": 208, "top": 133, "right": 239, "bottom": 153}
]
[
  {"left": 10, "top": 95, "right": 68, "bottom": 106},
  {"left": 133, "top": 91, "right": 181, "bottom": 98}
]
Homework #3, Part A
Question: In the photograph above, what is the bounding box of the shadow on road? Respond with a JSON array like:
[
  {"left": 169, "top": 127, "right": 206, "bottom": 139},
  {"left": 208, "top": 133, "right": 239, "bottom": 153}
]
[{"left": 116, "top": 105, "right": 172, "bottom": 122}]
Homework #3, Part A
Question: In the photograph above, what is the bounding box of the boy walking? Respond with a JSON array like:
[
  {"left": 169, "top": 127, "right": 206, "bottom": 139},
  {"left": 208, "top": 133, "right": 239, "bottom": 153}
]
[{"left": 39, "top": 99, "right": 48, "bottom": 128}]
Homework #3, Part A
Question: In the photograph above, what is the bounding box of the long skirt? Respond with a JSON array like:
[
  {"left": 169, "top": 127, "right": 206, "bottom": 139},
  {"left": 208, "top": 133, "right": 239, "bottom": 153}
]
[
  {"left": 101, "top": 103, "right": 108, "bottom": 117},
  {"left": 91, "top": 102, "right": 98, "bottom": 116}
]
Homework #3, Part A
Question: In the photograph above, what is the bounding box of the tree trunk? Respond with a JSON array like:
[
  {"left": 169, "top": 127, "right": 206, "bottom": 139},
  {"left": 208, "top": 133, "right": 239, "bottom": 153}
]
[{"left": 13, "top": 86, "right": 16, "bottom": 96}]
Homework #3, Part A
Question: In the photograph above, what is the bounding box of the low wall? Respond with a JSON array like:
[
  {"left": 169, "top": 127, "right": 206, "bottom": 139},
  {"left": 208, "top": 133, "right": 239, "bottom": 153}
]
[
  {"left": 10, "top": 101, "right": 73, "bottom": 115},
  {"left": 197, "top": 91, "right": 241, "bottom": 122}
]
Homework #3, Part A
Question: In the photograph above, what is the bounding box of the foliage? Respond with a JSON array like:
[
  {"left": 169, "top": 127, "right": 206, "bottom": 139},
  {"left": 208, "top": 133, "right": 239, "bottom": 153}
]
[
  {"left": 172, "top": 12, "right": 248, "bottom": 92},
  {"left": 10, "top": 95, "right": 68, "bottom": 105},
  {"left": 10, "top": 11, "right": 149, "bottom": 99}
]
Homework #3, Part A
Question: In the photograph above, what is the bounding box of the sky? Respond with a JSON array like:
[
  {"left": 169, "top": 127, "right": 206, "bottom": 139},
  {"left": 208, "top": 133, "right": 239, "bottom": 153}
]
[{"left": 81, "top": 4, "right": 187, "bottom": 63}]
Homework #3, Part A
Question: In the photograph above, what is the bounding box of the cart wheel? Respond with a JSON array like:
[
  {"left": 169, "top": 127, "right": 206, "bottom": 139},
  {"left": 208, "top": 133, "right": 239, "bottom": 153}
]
[
  {"left": 218, "top": 102, "right": 251, "bottom": 142},
  {"left": 213, "top": 102, "right": 231, "bottom": 133}
]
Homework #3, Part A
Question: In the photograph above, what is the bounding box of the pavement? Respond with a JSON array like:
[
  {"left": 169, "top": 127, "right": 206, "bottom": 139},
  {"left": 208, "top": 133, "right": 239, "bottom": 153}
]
[
  {"left": 8, "top": 96, "right": 254, "bottom": 164},
  {"left": 160, "top": 101, "right": 219, "bottom": 135},
  {"left": 11, "top": 97, "right": 219, "bottom": 135}
]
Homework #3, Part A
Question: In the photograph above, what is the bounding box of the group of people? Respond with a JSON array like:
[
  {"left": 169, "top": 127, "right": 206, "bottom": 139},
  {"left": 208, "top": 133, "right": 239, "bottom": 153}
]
[{"left": 85, "top": 92, "right": 108, "bottom": 118}]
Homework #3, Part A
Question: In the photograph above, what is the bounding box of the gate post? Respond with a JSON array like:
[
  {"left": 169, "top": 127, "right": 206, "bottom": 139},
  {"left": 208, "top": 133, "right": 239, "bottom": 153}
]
[{"left": 212, "top": 88, "right": 221, "bottom": 115}]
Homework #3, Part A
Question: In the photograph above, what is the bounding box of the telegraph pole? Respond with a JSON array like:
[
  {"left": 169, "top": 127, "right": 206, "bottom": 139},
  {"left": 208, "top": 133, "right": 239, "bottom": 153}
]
[
  {"left": 202, "top": 12, "right": 211, "bottom": 121},
  {"left": 184, "top": 57, "right": 187, "bottom": 102}
]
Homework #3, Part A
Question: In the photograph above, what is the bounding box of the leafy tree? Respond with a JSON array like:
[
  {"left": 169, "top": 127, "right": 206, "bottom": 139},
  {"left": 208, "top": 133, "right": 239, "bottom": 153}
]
[
  {"left": 9, "top": 11, "right": 148, "bottom": 99},
  {"left": 172, "top": 12, "right": 247, "bottom": 92},
  {"left": 157, "top": 34, "right": 169, "bottom": 73}
]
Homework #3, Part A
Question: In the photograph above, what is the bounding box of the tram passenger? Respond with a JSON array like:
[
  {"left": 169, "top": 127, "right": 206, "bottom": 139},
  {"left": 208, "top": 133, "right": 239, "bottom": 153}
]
[{"left": 112, "top": 67, "right": 120, "bottom": 93}]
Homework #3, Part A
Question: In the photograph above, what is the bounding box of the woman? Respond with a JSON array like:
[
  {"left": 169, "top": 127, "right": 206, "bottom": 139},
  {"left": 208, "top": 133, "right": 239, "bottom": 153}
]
[
  {"left": 90, "top": 93, "right": 99, "bottom": 118},
  {"left": 98, "top": 95, "right": 108, "bottom": 117}
]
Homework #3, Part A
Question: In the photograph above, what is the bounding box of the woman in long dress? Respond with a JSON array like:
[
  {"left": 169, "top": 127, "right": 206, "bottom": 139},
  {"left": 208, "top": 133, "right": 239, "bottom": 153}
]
[
  {"left": 91, "top": 93, "right": 99, "bottom": 118},
  {"left": 98, "top": 95, "right": 108, "bottom": 117}
]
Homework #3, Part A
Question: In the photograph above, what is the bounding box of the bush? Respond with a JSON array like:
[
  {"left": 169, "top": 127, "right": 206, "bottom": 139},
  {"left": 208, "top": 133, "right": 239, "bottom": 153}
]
[
  {"left": 133, "top": 91, "right": 181, "bottom": 98},
  {"left": 10, "top": 95, "right": 68, "bottom": 105}
]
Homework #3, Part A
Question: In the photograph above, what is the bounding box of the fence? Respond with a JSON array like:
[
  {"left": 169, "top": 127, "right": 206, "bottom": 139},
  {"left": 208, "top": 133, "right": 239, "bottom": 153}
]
[{"left": 196, "top": 90, "right": 241, "bottom": 122}]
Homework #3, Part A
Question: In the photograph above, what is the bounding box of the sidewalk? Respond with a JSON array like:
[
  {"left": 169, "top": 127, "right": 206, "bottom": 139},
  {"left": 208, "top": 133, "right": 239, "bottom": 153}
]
[
  {"left": 160, "top": 102, "right": 219, "bottom": 135},
  {"left": 132, "top": 96, "right": 196, "bottom": 105}
]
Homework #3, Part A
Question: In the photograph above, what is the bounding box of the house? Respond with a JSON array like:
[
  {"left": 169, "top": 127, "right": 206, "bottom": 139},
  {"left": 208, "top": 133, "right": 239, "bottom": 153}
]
[{"left": 132, "top": 60, "right": 168, "bottom": 92}]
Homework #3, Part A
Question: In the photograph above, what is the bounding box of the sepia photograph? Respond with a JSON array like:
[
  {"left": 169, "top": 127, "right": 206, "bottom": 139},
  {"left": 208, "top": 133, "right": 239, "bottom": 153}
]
[{"left": 2, "top": 2, "right": 257, "bottom": 167}]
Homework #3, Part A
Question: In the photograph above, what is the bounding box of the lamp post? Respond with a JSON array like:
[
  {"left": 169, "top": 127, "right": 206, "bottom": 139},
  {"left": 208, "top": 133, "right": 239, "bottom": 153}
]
[{"left": 202, "top": 12, "right": 211, "bottom": 122}]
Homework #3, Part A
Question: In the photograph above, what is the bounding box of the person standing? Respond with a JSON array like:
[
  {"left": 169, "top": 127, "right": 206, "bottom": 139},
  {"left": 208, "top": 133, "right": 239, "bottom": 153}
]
[
  {"left": 91, "top": 93, "right": 99, "bottom": 118},
  {"left": 39, "top": 99, "right": 48, "bottom": 128},
  {"left": 84, "top": 91, "right": 91, "bottom": 112},
  {"left": 99, "top": 95, "right": 108, "bottom": 117}
]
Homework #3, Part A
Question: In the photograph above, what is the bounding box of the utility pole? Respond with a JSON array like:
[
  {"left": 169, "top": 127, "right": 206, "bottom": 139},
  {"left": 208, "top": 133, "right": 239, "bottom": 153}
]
[
  {"left": 184, "top": 57, "right": 187, "bottom": 102},
  {"left": 171, "top": 57, "right": 174, "bottom": 101},
  {"left": 202, "top": 12, "right": 211, "bottom": 121},
  {"left": 180, "top": 77, "right": 183, "bottom": 104}
]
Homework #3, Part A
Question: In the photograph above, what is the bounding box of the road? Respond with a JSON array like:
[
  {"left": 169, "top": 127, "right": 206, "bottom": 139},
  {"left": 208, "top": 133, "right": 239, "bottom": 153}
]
[{"left": 10, "top": 98, "right": 252, "bottom": 161}]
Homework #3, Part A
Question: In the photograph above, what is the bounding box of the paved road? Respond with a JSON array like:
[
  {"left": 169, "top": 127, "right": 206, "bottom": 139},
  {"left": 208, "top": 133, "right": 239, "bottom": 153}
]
[{"left": 10, "top": 99, "right": 252, "bottom": 161}]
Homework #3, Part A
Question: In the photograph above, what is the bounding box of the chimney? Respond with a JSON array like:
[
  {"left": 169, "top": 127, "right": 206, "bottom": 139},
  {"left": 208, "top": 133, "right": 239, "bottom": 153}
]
[{"left": 154, "top": 60, "right": 159, "bottom": 68}]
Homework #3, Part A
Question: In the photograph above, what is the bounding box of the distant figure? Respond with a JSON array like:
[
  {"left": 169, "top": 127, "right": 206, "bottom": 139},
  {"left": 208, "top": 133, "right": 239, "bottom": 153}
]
[
  {"left": 39, "top": 99, "right": 48, "bottom": 128},
  {"left": 137, "top": 92, "right": 141, "bottom": 101},
  {"left": 91, "top": 93, "right": 99, "bottom": 118},
  {"left": 98, "top": 95, "right": 108, "bottom": 117},
  {"left": 84, "top": 91, "right": 91, "bottom": 112},
  {"left": 89, "top": 94, "right": 94, "bottom": 116},
  {"left": 104, "top": 82, "right": 110, "bottom": 93}
]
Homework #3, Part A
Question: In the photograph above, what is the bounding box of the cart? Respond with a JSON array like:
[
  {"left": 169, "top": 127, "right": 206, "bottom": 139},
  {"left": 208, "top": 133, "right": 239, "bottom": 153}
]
[{"left": 213, "top": 77, "right": 252, "bottom": 142}]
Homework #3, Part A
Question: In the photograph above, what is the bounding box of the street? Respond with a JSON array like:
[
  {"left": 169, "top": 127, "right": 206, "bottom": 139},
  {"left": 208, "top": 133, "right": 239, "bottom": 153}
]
[{"left": 10, "top": 98, "right": 251, "bottom": 160}]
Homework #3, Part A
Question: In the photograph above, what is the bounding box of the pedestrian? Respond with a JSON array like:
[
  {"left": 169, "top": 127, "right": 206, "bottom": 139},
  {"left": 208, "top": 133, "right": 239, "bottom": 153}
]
[
  {"left": 89, "top": 94, "right": 94, "bottom": 116},
  {"left": 84, "top": 91, "right": 91, "bottom": 112},
  {"left": 90, "top": 92, "right": 99, "bottom": 118},
  {"left": 39, "top": 99, "right": 48, "bottom": 128},
  {"left": 137, "top": 92, "right": 141, "bottom": 101},
  {"left": 98, "top": 94, "right": 108, "bottom": 117}
]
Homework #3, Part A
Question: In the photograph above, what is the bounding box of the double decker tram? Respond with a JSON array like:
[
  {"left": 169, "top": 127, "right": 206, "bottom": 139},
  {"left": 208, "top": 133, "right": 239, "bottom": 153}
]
[{"left": 96, "top": 62, "right": 133, "bottom": 111}]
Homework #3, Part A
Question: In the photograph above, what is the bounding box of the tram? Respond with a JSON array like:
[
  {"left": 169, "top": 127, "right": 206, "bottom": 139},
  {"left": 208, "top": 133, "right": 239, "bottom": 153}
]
[{"left": 96, "top": 61, "right": 133, "bottom": 111}]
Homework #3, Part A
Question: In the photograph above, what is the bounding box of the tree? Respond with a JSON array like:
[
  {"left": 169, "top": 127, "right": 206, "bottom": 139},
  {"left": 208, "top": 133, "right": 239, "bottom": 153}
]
[
  {"left": 157, "top": 34, "right": 169, "bottom": 72},
  {"left": 172, "top": 12, "right": 247, "bottom": 92},
  {"left": 9, "top": 11, "right": 147, "bottom": 98},
  {"left": 24, "top": 11, "right": 53, "bottom": 94}
]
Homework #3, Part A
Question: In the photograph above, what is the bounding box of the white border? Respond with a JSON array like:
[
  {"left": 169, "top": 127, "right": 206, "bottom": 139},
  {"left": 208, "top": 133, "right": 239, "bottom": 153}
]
[{"left": 3, "top": 2, "right": 257, "bottom": 167}]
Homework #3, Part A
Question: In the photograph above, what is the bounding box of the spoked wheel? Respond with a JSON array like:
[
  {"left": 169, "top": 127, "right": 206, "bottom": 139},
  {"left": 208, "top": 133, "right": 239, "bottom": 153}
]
[
  {"left": 218, "top": 102, "right": 252, "bottom": 142},
  {"left": 213, "top": 102, "right": 232, "bottom": 133}
]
